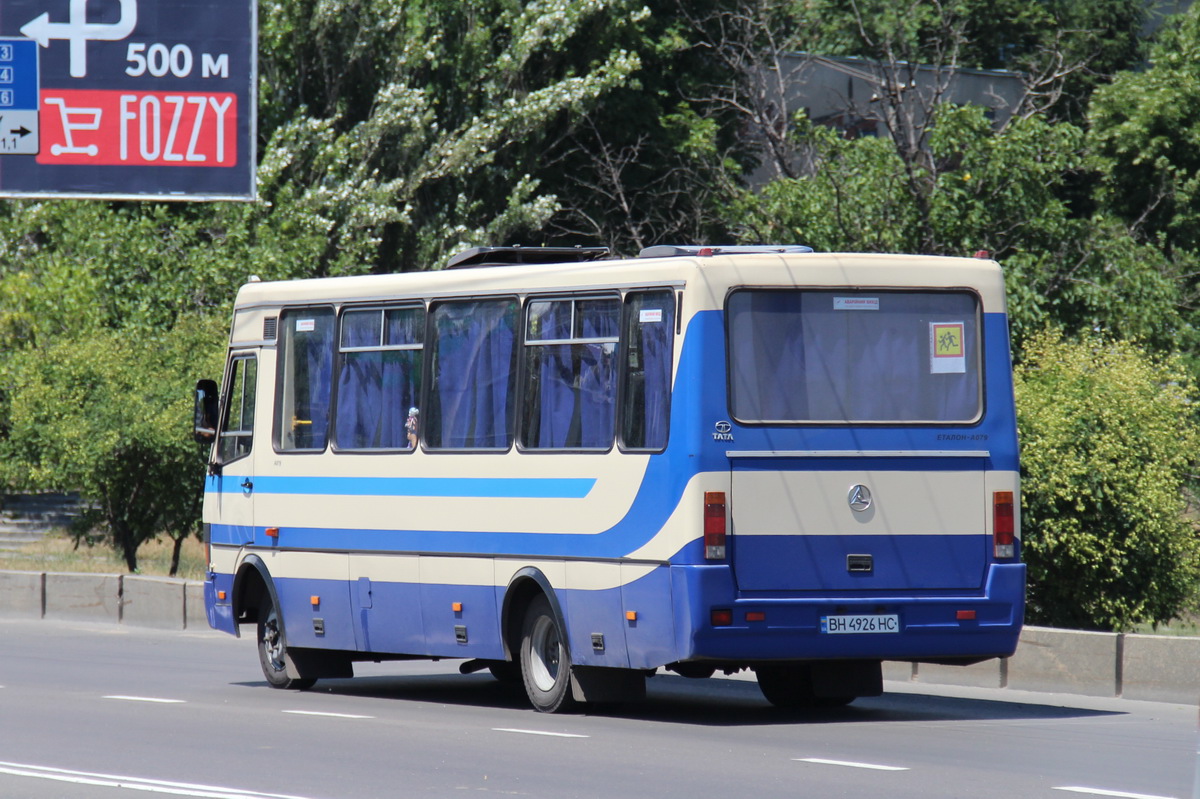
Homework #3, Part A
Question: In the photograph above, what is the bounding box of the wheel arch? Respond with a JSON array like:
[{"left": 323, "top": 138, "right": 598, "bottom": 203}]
[
  {"left": 233, "top": 554, "right": 278, "bottom": 636},
  {"left": 500, "top": 567, "right": 568, "bottom": 663}
]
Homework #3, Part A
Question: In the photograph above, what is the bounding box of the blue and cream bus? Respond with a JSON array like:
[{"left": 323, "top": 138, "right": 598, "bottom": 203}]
[{"left": 194, "top": 244, "right": 1024, "bottom": 712}]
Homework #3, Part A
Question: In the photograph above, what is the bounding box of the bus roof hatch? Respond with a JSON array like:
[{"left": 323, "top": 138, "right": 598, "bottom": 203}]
[
  {"left": 637, "top": 244, "right": 813, "bottom": 258},
  {"left": 446, "top": 245, "right": 612, "bottom": 269}
]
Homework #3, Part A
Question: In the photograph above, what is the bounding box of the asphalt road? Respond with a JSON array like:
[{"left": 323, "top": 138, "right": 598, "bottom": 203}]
[{"left": 1, "top": 619, "right": 1196, "bottom": 799}]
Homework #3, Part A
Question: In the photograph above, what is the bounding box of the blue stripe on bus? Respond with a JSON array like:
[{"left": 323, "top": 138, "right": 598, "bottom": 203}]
[{"left": 208, "top": 475, "right": 597, "bottom": 499}]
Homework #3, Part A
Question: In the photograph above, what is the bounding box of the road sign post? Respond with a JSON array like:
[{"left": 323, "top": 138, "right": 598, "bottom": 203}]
[{"left": 0, "top": 0, "right": 255, "bottom": 200}]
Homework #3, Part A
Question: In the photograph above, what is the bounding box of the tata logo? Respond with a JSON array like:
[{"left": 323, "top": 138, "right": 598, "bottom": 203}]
[
  {"left": 712, "top": 421, "right": 733, "bottom": 442},
  {"left": 847, "top": 484, "right": 873, "bottom": 512}
]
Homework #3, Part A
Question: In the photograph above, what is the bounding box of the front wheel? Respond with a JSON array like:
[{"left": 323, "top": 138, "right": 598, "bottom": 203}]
[
  {"left": 519, "top": 595, "right": 576, "bottom": 713},
  {"left": 257, "top": 601, "right": 315, "bottom": 690}
]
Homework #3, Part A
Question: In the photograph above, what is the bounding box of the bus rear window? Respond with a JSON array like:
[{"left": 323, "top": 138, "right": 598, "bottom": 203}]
[{"left": 727, "top": 289, "right": 981, "bottom": 424}]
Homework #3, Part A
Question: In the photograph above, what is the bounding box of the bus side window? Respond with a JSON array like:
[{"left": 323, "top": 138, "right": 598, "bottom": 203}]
[
  {"left": 276, "top": 308, "right": 335, "bottom": 452},
  {"left": 522, "top": 296, "right": 619, "bottom": 450},
  {"left": 334, "top": 306, "right": 424, "bottom": 451},
  {"left": 426, "top": 299, "right": 518, "bottom": 450},
  {"left": 621, "top": 291, "right": 674, "bottom": 450},
  {"left": 218, "top": 355, "right": 257, "bottom": 464}
]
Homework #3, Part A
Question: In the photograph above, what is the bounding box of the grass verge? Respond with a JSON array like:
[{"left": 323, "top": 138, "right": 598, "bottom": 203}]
[{"left": 0, "top": 531, "right": 206, "bottom": 581}]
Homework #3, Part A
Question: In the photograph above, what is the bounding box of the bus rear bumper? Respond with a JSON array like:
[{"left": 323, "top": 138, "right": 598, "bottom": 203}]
[{"left": 676, "top": 562, "right": 1026, "bottom": 664}]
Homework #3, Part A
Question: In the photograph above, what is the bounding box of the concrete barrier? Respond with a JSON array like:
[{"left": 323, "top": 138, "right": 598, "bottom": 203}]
[
  {"left": 1122, "top": 634, "right": 1200, "bottom": 705},
  {"left": 4, "top": 569, "right": 1199, "bottom": 706},
  {"left": 0, "top": 569, "right": 44, "bottom": 618},
  {"left": 185, "top": 581, "right": 208, "bottom": 630},
  {"left": 914, "top": 657, "right": 1005, "bottom": 690},
  {"left": 122, "top": 575, "right": 187, "bottom": 630},
  {"left": 882, "top": 661, "right": 915, "bottom": 683},
  {"left": 43, "top": 572, "right": 121, "bottom": 623},
  {"left": 1004, "top": 627, "right": 1121, "bottom": 697}
]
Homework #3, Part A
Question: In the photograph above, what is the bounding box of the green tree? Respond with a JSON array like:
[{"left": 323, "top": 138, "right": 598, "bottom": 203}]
[
  {"left": 1014, "top": 329, "right": 1200, "bottom": 631},
  {"left": 1090, "top": 4, "right": 1200, "bottom": 253},
  {"left": 731, "top": 104, "right": 1197, "bottom": 356},
  {"left": 0, "top": 317, "right": 226, "bottom": 574},
  {"left": 250, "top": 0, "right": 642, "bottom": 273}
]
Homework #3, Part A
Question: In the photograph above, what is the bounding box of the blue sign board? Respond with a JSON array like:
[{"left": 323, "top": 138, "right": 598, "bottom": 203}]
[
  {"left": 0, "top": 0, "right": 255, "bottom": 199},
  {"left": 0, "top": 37, "right": 39, "bottom": 154}
]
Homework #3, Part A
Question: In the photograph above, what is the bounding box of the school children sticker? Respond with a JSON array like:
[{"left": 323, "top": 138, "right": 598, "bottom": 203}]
[{"left": 930, "top": 321, "right": 966, "bottom": 374}]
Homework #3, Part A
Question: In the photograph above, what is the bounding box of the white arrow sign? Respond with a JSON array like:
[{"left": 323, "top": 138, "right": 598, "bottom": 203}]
[{"left": 21, "top": 0, "right": 138, "bottom": 78}]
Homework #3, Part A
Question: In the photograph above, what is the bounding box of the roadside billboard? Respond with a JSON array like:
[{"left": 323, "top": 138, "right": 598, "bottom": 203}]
[{"left": 0, "top": 0, "right": 255, "bottom": 199}]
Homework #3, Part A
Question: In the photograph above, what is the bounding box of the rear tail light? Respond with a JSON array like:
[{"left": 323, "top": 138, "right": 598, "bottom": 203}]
[
  {"left": 704, "top": 491, "right": 727, "bottom": 560},
  {"left": 993, "top": 491, "right": 1015, "bottom": 559}
]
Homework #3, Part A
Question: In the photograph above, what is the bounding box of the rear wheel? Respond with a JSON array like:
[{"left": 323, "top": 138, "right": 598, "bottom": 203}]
[
  {"left": 257, "top": 601, "right": 315, "bottom": 690},
  {"left": 755, "top": 664, "right": 853, "bottom": 709},
  {"left": 519, "top": 595, "right": 575, "bottom": 713}
]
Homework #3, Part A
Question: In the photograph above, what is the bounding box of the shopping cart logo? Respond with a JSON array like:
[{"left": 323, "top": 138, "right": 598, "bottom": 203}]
[{"left": 44, "top": 97, "right": 101, "bottom": 156}]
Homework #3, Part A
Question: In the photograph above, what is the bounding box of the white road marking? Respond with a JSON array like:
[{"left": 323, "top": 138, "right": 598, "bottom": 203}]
[
  {"left": 794, "top": 757, "right": 910, "bottom": 771},
  {"left": 281, "top": 710, "right": 374, "bottom": 719},
  {"left": 103, "top": 695, "right": 187, "bottom": 704},
  {"left": 492, "top": 728, "right": 589, "bottom": 738},
  {"left": 1054, "top": 788, "right": 1177, "bottom": 799},
  {"left": 0, "top": 760, "right": 316, "bottom": 798}
]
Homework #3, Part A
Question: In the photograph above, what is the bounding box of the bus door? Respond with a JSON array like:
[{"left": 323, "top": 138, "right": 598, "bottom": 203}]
[
  {"left": 208, "top": 350, "right": 260, "bottom": 547},
  {"left": 729, "top": 453, "right": 988, "bottom": 592}
]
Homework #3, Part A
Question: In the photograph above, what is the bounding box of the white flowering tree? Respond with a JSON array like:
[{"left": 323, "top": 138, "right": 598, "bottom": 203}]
[{"left": 243, "top": 0, "right": 643, "bottom": 276}]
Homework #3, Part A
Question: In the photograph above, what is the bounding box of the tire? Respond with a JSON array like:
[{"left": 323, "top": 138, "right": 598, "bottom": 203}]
[
  {"left": 257, "top": 601, "right": 315, "bottom": 690},
  {"left": 519, "top": 595, "right": 576, "bottom": 713},
  {"left": 754, "top": 664, "right": 854, "bottom": 709}
]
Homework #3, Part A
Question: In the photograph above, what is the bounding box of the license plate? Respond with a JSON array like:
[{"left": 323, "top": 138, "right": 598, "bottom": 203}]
[{"left": 820, "top": 614, "right": 900, "bottom": 634}]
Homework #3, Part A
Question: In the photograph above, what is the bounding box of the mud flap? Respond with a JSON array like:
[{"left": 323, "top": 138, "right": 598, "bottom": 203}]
[
  {"left": 569, "top": 666, "right": 647, "bottom": 703},
  {"left": 811, "top": 660, "right": 882, "bottom": 698},
  {"left": 286, "top": 648, "right": 354, "bottom": 680}
]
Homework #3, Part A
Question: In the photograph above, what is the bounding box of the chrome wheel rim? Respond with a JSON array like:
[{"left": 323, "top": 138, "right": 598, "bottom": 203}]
[{"left": 528, "top": 615, "right": 561, "bottom": 692}]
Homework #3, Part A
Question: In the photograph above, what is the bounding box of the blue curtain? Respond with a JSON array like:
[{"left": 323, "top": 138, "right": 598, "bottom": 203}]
[
  {"left": 578, "top": 303, "right": 618, "bottom": 447},
  {"left": 623, "top": 292, "right": 674, "bottom": 449},
  {"left": 431, "top": 301, "right": 516, "bottom": 448},
  {"left": 334, "top": 309, "right": 423, "bottom": 450},
  {"left": 533, "top": 300, "right": 575, "bottom": 448},
  {"left": 335, "top": 351, "right": 419, "bottom": 449},
  {"left": 525, "top": 300, "right": 618, "bottom": 449}
]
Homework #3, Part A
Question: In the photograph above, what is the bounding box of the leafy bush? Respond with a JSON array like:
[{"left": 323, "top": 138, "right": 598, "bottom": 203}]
[
  {"left": 1015, "top": 329, "right": 1200, "bottom": 630},
  {"left": 0, "top": 316, "right": 226, "bottom": 574}
]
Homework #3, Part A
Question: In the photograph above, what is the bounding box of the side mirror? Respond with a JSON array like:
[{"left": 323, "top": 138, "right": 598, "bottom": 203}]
[{"left": 193, "top": 378, "right": 219, "bottom": 444}]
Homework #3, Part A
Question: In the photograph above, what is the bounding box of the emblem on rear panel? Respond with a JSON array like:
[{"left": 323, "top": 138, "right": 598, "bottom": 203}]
[
  {"left": 848, "top": 484, "right": 872, "bottom": 512},
  {"left": 712, "top": 421, "right": 733, "bottom": 441}
]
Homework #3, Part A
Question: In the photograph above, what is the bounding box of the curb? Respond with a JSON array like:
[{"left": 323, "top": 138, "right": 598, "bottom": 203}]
[{"left": 2, "top": 569, "right": 1197, "bottom": 705}]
